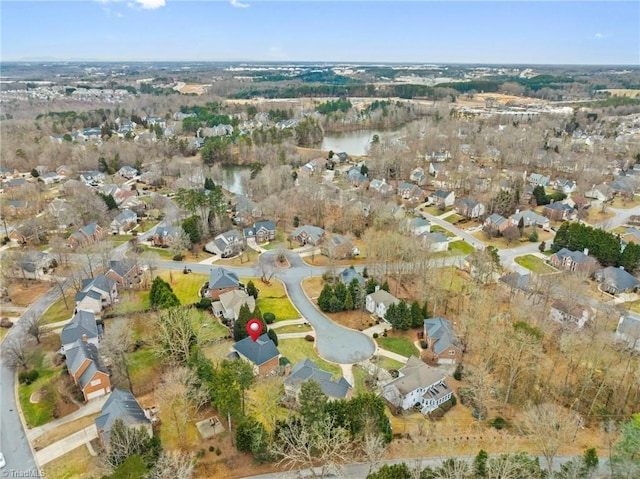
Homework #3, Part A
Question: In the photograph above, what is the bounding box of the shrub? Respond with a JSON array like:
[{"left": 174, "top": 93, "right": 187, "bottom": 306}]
[
  {"left": 0, "top": 317, "right": 13, "bottom": 328},
  {"left": 373, "top": 332, "right": 379, "bottom": 339},
  {"left": 263, "top": 312, "right": 276, "bottom": 324},
  {"left": 429, "top": 407, "right": 445, "bottom": 419},
  {"left": 215, "top": 448, "right": 221, "bottom": 456},
  {"left": 194, "top": 297, "right": 212, "bottom": 310},
  {"left": 173, "top": 254, "right": 184, "bottom": 261},
  {"left": 209, "top": 446, "right": 215, "bottom": 452},
  {"left": 18, "top": 370, "right": 39, "bottom": 385},
  {"left": 304, "top": 334, "right": 314, "bottom": 342},
  {"left": 196, "top": 448, "right": 206, "bottom": 458},
  {"left": 490, "top": 416, "right": 507, "bottom": 430},
  {"left": 453, "top": 364, "right": 463, "bottom": 381}
]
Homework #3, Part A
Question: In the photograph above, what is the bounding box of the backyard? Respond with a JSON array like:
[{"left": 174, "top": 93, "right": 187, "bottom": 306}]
[
  {"left": 514, "top": 254, "right": 557, "bottom": 274},
  {"left": 241, "top": 277, "right": 300, "bottom": 321},
  {"left": 277, "top": 338, "right": 342, "bottom": 377}
]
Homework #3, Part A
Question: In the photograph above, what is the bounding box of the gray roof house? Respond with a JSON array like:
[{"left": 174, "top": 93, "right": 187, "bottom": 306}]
[
  {"left": 65, "top": 339, "right": 111, "bottom": 401},
  {"left": 284, "top": 359, "right": 352, "bottom": 401},
  {"left": 213, "top": 290, "right": 255, "bottom": 321},
  {"left": 366, "top": 289, "right": 400, "bottom": 319},
  {"left": 75, "top": 274, "right": 118, "bottom": 313},
  {"left": 382, "top": 356, "right": 452, "bottom": 414},
  {"left": 232, "top": 334, "right": 280, "bottom": 375},
  {"left": 340, "top": 267, "right": 365, "bottom": 286},
  {"left": 205, "top": 229, "right": 244, "bottom": 258},
  {"left": 61, "top": 310, "right": 101, "bottom": 352},
  {"left": 95, "top": 389, "right": 152, "bottom": 448},
  {"left": 616, "top": 313, "right": 640, "bottom": 350},
  {"left": 423, "top": 317, "right": 462, "bottom": 364},
  {"left": 511, "top": 210, "right": 550, "bottom": 229},
  {"left": 420, "top": 231, "right": 449, "bottom": 252},
  {"left": 207, "top": 267, "right": 240, "bottom": 299},
  {"left": 290, "top": 225, "right": 325, "bottom": 246},
  {"left": 595, "top": 267, "right": 640, "bottom": 295},
  {"left": 549, "top": 248, "right": 599, "bottom": 272},
  {"left": 110, "top": 210, "right": 137, "bottom": 234}
]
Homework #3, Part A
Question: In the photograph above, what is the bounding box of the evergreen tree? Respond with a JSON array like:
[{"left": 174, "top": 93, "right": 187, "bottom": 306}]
[
  {"left": 620, "top": 242, "right": 640, "bottom": 272},
  {"left": 334, "top": 282, "right": 348, "bottom": 308},
  {"left": 204, "top": 177, "right": 215, "bottom": 190},
  {"left": 149, "top": 277, "right": 180, "bottom": 309},
  {"left": 328, "top": 295, "right": 343, "bottom": 313},
  {"left": 396, "top": 300, "right": 410, "bottom": 330},
  {"left": 317, "top": 284, "right": 334, "bottom": 312},
  {"left": 384, "top": 303, "right": 399, "bottom": 329},
  {"left": 344, "top": 290, "right": 354, "bottom": 311},
  {"left": 182, "top": 215, "right": 201, "bottom": 244},
  {"left": 380, "top": 281, "right": 390, "bottom": 292},
  {"left": 422, "top": 300, "right": 429, "bottom": 319},
  {"left": 410, "top": 300, "right": 423, "bottom": 328},
  {"left": 100, "top": 193, "right": 118, "bottom": 210},
  {"left": 365, "top": 278, "right": 378, "bottom": 294},
  {"left": 233, "top": 303, "right": 253, "bottom": 341},
  {"left": 348, "top": 278, "right": 362, "bottom": 310},
  {"left": 299, "top": 380, "right": 327, "bottom": 424},
  {"left": 267, "top": 328, "right": 279, "bottom": 346},
  {"left": 246, "top": 280, "right": 259, "bottom": 299}
]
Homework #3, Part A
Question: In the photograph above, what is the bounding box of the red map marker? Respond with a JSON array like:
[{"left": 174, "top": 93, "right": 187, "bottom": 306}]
[{"left": 246, "top": 319, "right": 263, "bottom": 342}]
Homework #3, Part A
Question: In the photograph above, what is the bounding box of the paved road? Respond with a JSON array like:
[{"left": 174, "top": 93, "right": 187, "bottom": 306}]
[
  {"left": 156, "top": 252, "right": 375, "bottom": 364},
  {"left": 421, "top": 211, "right": 486, "bottom": 250},
  {"left": 0, "top": 282, "right": 66, "bottom": 474}
]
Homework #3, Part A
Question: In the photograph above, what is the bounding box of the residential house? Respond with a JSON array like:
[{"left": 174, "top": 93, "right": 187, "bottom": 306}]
[
  {"left": 382, "top": 356, "right": 452, "bottom": 415},
  {"left": 554, "top": 178, "right": 577, "bottom": 194},
  {"left": 616, "top": 313, "right": 640, "bottom": 351},
  {"left": 106, "top": 260, "right": 142, "bottom": 290},
  {"left": 212, "top": 290, "right": 255, "bottom": 321},
  {"left": 339, "top": 267, "right": 365, "bottom": 286},
  {"left": 428, "top": 162, "right": 447, "bottom": 178},
  {"left": 3, "top": 177, "right": 26, "bottom": 189},
  {"left": 298, "top": 158, "right": 328, "bottom": 178},
  {"left": 397, "top": 182, "right": 425, "bottom": 202},
  {"left": 95, "top": 389, "right": 152, "bottom": 450},
  {"left": 455, "top": 198, "right": 485, "bottom": 219},
  {"left": 18, "top": 251, "right": 55, "bottom": 280},
  {"left": 0, "top": 167, "right": 19, "bottom": 179},
  {"left": 68, "top": 223, "right": 104, "bottom": 249},
  {"left": 420, "top": 232, "right": 449, "bottom": 253},
  {"left": 528, "top": 173, "right": 551, "bottom": 187},
  {"left": 232, "top": 334, "right": 280, "bottom": 376},
  {"left": 34, "top": 166, "right": 48, "bottom": 177},
  {"left": 4, "top": 200, "right": 34, "bottom": 218},
  {"left": 322, "top": 234, "right": 356, "bottom": 259},
  {"left": 499, "top": 272, "right": 533, "bottom": 295},
  {"left": 405, "top": 217, "right": 431, "bottom": 236},
  {"left": 595, "top": 267, "right": 640, "bottom": 295},
  {"left": 510, "top": 210, "right": 550, "bottom": 230},
  {"left": 284, "top": 359, "right": 353, "bottom": 402},
  {"left": 585, "top": 184, "right": 614, "bottom": 202},
  {"left": 369, "top": 178, "right": 394, "bottom": 196},
  {"left": 207, "top": 267, "right": 240, "bottom": 300},
  {"left": 611, "top": 175, "right": 638, "bottom": 197},
  {"left": 65, "top": 338, "right": 111, "bottom": 401},
  {"left": 549, "top": 248, "right": 599, "bottom": 273},
  {"left": 233, "top": 194, "right": 262, "bottom": 222},
  {"left": 345, "top": 167, "right": 369, "bottom": 188},
  {"left": 410, "top": 167, "right": 428, "bottom": 186},
  {"left": 61, "top": 310, "right": 101, "bottom": 352},
  {"left": 56, "top": 165, "right": 74, "bottom": 176},
  {"left": 366, "top": 289, "right": 400, "bottom": 319},
  {"left": 116, "top": 165, "right": 138, "bottom": 179},
  {"left": 428, "top": 190, "right": 455, "bottom": 208},
  {"left": 80, "top": 171, "right": 105, "bottom": 186},
  {"left": 484, "top": 213, "right": 509, "bottom": 234},
  {"left": 243, "top": 220, "right": 276, "bottom": 243},
  {"left": 110, "top": 210, "right": 137, "bottom": 234},
  {"left": 39, "top": 172, "right": 61, "bottom": 185},
  {"left": 426, "top": 151, "right": 452, "bottom": 162},
  {"left": 75, "top": 274, "right": 118, "bottom": 313},
  {"left": 144, "top": 116, "right": 166, "bottom": 128},
  {"left": 290, "top": 225, "right": 325, "bottom": 246},
  {"left": 543, "top": 202, "right": 576, "bottom": 221},
  {"left": 550, "top": 301, "right": 594, "bottom": 329},
  {"left": 8, "top": 226, "right": 33, "bottom": 244},
  {"left": 423, "top": 317, "right": 462, "bottom": 364},
  {"left": 205, "top": 229, "right": 244, "bottom": 258},
  {"left": 151, "top": 226, "right": 182, "bottom": 247}
]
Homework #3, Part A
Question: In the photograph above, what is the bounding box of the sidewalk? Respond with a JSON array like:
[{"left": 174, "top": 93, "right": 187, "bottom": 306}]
[
  {"left": 269, "top": 318, "right": 306, "bottom": 329},
  {"left": 35, "top": 425, "right": 97, "bottom": 466},
  {"left": 26, "top": 395, "right": 108, "bottom": 441},
  {"left": 247, "top": 237, "right": 267, "bottom": 254},
  {"left": 340, "top": 364, "right": 354, "bottom": 387}
]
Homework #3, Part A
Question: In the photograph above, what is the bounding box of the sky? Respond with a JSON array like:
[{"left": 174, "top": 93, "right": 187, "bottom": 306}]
[{"left": 1, "top": 1, "right": 638, "bottom": 65}]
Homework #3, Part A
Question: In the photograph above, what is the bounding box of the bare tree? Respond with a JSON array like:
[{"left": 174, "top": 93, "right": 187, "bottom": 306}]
[
  {"left": 148, "top": 451, "right": 195, "bottom": 479},
  {"left": 1, "top": 334, "right": 32, "bottom": 370},
  {"left": 255, "top": 254, "right": 276, "bottom": 284},
  {"left": 521, "top": 402, "right": 581, "bottom": 477},
  {"left": 361, "top": 431, "right": 387, "bottom": 475},
  {"left": 153, "top": 307, "right": 199, "bottom": 366},
  {"left": 167, "top": 229, "right": 191, "bottom": 259},
  {"left": 24, "top": 313, "right": 44, "bottom": 344},
  {"left": 271, "top": 416, "right": 353, "bottom": 479},
  {"left": 102, "top": 318, "right": 134, "bottom": 392}
]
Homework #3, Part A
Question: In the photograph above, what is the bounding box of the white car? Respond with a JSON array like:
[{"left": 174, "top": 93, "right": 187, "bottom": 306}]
[{"left": 0, "top": 452, "right": 6, "bottom": 468}]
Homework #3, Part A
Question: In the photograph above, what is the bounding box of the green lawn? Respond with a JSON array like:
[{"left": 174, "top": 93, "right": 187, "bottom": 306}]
[
  {"left": 128, "top": 347, "right": 161, "bottom": 395},
  {"left": 278, "top": 338, "right": 342, "bottom": 376},
  {"left": 140, "top": 245, "right": 175, "bottom": 260},
  {"left": 262, "top": 230, "right": 288, "bottom": 251},
  {"left": 112, "top": 290, "right": 151, "bottom": 315},
  {"left": 272, "top": 323, "right": 313, "bottom": 334},
  {"left": 448, "top": 240, "right": 475, "bottom": 255},
  {"left": 372, "top": 355, "right": 405, "bottom": 371},
  {"left": 430, "top": 225, "right": 455, "bottom": 237},
  {"left": 19, "top": 367, "right": 58, "bottom": 427},
  {"left": 444, "top": 214, "right": 465, "bottom": 224},
  {"left": 242, "top": 278, "right": 300, "bottom": 321},
  {"left": 352, "top": 365, "right": 370, "bottom": 394},
  {"left": 157, "top": 271, "right": 207, "bottom": 304},
  {"left": 376, "top": 336, "right": 417, "bottom": 358},
  {"left": 514, "top": 254, "right": 556, "bottom": 274},
  {"left": 40, "top": 293, "right": 74, "bottom": 325},
  {"left": 216, "top": 248, "right": 259, "bottom": 266}
]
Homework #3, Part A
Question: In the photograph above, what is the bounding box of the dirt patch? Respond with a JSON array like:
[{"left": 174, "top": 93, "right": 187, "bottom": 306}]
[
  {"left": 7, "top": 280, "right": 51, "bottom": 307},
  {"left": 301, "top": 277, "right": 324, "bottom": 298},
  {"left": 325, "top": 309, "right": 378, "bottom": 331},
  {"left": 30, "top": 390, "right": 44, "bottom": 404}
]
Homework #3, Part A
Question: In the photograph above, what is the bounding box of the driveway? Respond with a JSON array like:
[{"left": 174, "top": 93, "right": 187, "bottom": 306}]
[{"left": 35, "top": 425, "right": 97, "bottom": 466}]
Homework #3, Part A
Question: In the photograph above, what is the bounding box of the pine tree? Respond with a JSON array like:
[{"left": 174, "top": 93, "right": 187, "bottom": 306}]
[
  {"left": 317, "top": 284, "right": 334, "bottom": 312},
  {"left": 344, "top": 290, "right": 354, "bottom": 311},
  {"left": 365, "top": 278, "right": 378, "bottom": 294},
  {"left": 381, "top": 281, "right": 390, "bottom": 292},
  {"left": 396, "top": 300, "right": 410, "bottom": 330},
  {"left": 410, "top": 300, "right": 423, "bottom": 328},
  {"left": 334, "top": 282, "right": 348, "bottom": 309},
  {"left": 246, "top": 280, "right": 259, "bottom": 299}
]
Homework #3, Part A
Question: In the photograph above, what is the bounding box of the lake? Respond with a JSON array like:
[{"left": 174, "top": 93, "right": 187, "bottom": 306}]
[{"left": 321, "top": 130, "right": 385, "bottom": 157}]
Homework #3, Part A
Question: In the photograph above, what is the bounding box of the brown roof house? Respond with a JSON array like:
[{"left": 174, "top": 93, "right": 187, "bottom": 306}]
[
  {"left": 382, "top": 356, "right": 452, "bottom": 415},
  {"left": 423, "top": 317, "right": 462, "bottom": 365},
  {"left": 65, "top": 338, "right": 111, "bottom": 401},
  {"left": 206, "top": 267, "right": 240, "bottom": 300},
  {"left": 232, "top": 334, "right": 280, "bottom": 376}
]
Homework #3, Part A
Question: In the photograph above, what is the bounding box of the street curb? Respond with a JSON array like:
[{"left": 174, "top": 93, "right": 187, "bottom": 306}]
[{"left": 14, "top": 370, "right": 41, "bottom": 471}]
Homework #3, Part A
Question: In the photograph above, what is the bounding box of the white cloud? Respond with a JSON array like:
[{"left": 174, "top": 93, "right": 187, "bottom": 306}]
[
  {"left": 135, "top": 0, "right": 166, "bottom": 10},
  {"left": 231, "top": 0, "right": 250, "bottom": 8},
  {"left": 594, "top": 33, "right": 610, "bottom": 39}
]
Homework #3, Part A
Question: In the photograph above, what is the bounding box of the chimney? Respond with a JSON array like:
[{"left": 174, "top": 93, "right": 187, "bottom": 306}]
[
  {"left": 374, "top": 285, "right": 380, "bottom": 292},
  {"left": 82, "top": 334, "right": 88, "bottom": 342},
  {"left": 583, "top": 248, "right": 589, "bottom": 256}
]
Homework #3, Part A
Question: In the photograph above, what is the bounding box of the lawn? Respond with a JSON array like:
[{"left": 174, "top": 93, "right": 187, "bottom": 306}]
[
  {"left": 278, "top": 338, "right": 342, "bottom": 376},
  {"left": 376, "top": 336, "right": 418, "bottom": 358},
  {"left": 42, "top": 443, "right": 108, "bottom": 479},
  {"left": 272, "top": 323, "right": 313, "bottom": 334},
  {"left": 371, "top": 355, "right": 405, "bottom": 371},
  {"left": 157, "top": 270, "right": 208, "bottom": 304},
  {"left": 447, "top": 240, "right": 475, "bottom": 255},
  {"left": 140, "top": 244, "right": 175, "bottom": 259},
  {"left": 40, "top": 293, "right": 74, "bottom": 325},
  {"left": 444, "top": 213, "right": 465, "bottom": 224},
  {"left": 216, "top": 248, "right": 259, "bottom": 266},
  {"left": 242, "top": 277, "right": 300, "bottom": 321},
  {"left": 33, "top": 414, "right": 100, "bottom": 450},
  {"left": 430, "top": 225, "right": 454, "bottom": 237},
  {"left": 261, "top": 230, "right": 287, "bottom": 251},
  {"left": 19, "top": 366, "right": 58, "bottom": 427},
  {"left": 128, "top": 347, "right": 162, "bottom": 396},
  {"left": 112, "top": 290, "right": 151, "bottom": 315},
  {"left": 301, "top": 276, "right": 324, "bottom": 298},
  {"left": 514, "top": 255, "right": 556, "bottom": 274},
  {"left": 352, "top": 365, "right": 371, "bottom": 394}
]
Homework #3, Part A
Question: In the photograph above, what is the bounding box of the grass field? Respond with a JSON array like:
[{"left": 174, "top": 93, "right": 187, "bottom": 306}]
[
  {"left": 444, "top": 214, "right": 465, "bottom": 224},
  {"left": 352, "top": 365, "right": 370, "bottom": 394},
  {"left": 40, "top": 293, "right": 74, "bottom": 325},
  {"left": 157, "top": 270, "right": 207, "bottom": 304},
  {"left": 242, "top": 277, "right": 300, "bottom": 321},
  {"left": 514, "top": 255, "right": 556, "bottom": 274},
  {"left": 447, "top": 240, "right": 475, "bottom": 255},
  {"left": 216, "top": 248, "right": 259, "bottom": 266},
  {"left": 19, "top": 366, "right": 58, "bottom": 427},
  {"left": 42, "top": 443, "right": 108, "bottom": 479},
  {"left": 376, "top": 336, "right": 417, "bottom": 358},
  {"left": 277, "top": 338, "right": 342, "bottom": 376},
  {"left": 128, "top": 347, "right": 162, "bottom": 396},
  {"left": 371, "top": 355, "right": 405, "bottom": 371},
  {"left": 272, "top": 323, "right": 313, "bottom": 334},
  {"left": 112, "top": 289, "right": 151, "bottom": 315}
]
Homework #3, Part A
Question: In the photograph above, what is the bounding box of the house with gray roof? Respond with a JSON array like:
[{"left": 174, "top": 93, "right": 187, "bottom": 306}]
[
  {"left": 232, "top": 334, "right": 280, "bottom": 376},
  {"left": 243, "top": 220, "right": 276, "bottom": 243},
  {"left": 290, "top": 225, "right": 325, "bottom": 246},
  {"left": 366, "top": 289, "right": 400, "bottom": 319},
  {"left": 80, "top": 170, "right": 105, "bottom": 185},
  {"left": 95, "top": 389, "right": 152, "bottom": 449},
  {"left": 369, "top": 178, "right": 394, "bottom": 196},
  {"left": 18, "top": 251, "right": 54, "bottom": 279},
  {"left": 205, "top": 229, "right": 244, "bottom": 258},
  {"left": 510, "top": 210, "right": 550, "bottom": 229},
  {"left": 75, "top": 274, "right": 118, "bottom": 313},
  {"left": 322, "top": 234, "right": 356, "bottom": 259},
  {"left": 340, "top": 267, "right": 365, "bottom": 287},
  {"left": 410, "top": 167, "right": 428, "bottom": 186},
  {"left": 405, "top": 217, "right": 431, "bottom": 236},
  {"left": 428, "top": 189, "right": 455, "bottom": 208},
  {"left": 528, "top": 173, "right": 551, "bottom": 187},
  {"left": 423, "top": 317, "right": 462, "bottom": 364},
  {"left": 68, "top": 222, "right": 104, "bottom": 249},
  {"left": 116, "top": 165, "right": 138, "bottom": 179},
  {"left": 585, "top": 184, "right": 614, "bottom": 202},
  {"left": 213, "top": 290, "right": 255, "bottom": 321},
  {"left": 207, "top": 267, "right": 240, "bottom": 300},
  {"left": 106, "top": 259, "right": 142, "bottom": 290},
  {"left": 549, "top": 248, "right": 599, "bottom": 273},
  {"left": 616, "top": 313, "right": 640, "bottom": 351},
  {"left": 554, "top": 178, "right": 577, "bottom": 194},
  {"left": 455, "top": 198, "right": 485, "bottom": 219},
  {"left": 382, "top": 356, "right": 452, "bottom": 415},
  {"left": 110, "top": 210, "right": 137, "bottom": 234},
  {"left": 484, "top": 213, "right": 509, "bottom": 234},
  {"left": 284, "top": 359, "right": 352, "bottom": 401},
  {"left": 543, "top": 202, "right": 576, "bottom": 221},
  {"left": 595, "top": 267, "right": 640, "bottom": 295},
  {"left": 151, "top": 226, "right": 183, "bottom": 247},
  {"left": 61, "top": 310, "right": 101, "bottom": 352},
  {"left": 420, "top": 231, "right": 449, "bottom": 253},
  {"left": 65, "top": 339, "right": 111, "bottom": 401}
]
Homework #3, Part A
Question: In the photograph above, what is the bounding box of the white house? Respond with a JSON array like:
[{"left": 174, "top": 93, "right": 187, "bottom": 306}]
[
  {"left": 428, "top": 190, "right": 455, "bottom": 208},
  {"left": 75, "top": 274, "right": 118, "bottom": 314},
  {"left": 405, "top": 217, "right": 431, "bottom": 236},
  {"left": 420, "top": 231, "right": 450, "bottom": 253},
  {"left": 382, "top": 356, "right": 452, "bottom": 414},
  {"left": 366, "top": 289, "right": 400, "bottom": 319},
  {"left": 616, "top": 313, "right": 640, "bottom": 351},
  {"left": 110, "top": 210, "right": 137, "bottom": 234}
]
